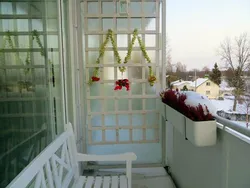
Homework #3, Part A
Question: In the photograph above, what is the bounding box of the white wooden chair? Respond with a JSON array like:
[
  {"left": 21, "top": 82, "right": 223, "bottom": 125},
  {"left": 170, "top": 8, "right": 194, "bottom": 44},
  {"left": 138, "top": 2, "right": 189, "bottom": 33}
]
[{"left": 7, "top": 123, "right": 137, "bottom": 188}]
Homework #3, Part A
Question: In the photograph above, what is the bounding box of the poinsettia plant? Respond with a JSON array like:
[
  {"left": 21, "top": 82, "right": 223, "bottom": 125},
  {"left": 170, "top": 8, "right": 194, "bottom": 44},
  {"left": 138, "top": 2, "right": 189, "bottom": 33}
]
[{"left": 160, "top": 89, "right": 213, "bottom": 121}]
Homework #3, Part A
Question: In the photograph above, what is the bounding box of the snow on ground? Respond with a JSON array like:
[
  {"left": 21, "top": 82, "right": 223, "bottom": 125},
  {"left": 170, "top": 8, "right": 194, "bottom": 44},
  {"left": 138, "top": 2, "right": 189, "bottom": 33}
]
[
  {"left": 210, "top": 96, "right": 247, "bottom": 114},
  {"left": 210, "top": 96, "right": 249, "bottom": 129}
]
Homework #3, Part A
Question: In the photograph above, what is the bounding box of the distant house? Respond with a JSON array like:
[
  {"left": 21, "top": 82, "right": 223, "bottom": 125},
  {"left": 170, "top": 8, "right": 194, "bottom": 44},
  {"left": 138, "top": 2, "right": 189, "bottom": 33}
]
[
  {"left": 190, "top": 78, "right": 220, "bottom": 99},
  {"left": 171, "top": 80, "right": 192, "bottom": 91}
]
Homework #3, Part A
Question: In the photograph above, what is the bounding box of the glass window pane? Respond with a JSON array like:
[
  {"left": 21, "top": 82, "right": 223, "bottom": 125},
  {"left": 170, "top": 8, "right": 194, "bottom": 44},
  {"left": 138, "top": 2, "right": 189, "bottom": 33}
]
[
  {"left": 102, "top": 2, "right": 115, "bottom": 15},
  {"left": 88, "top": 2, "right": 98, "bottom": 14},
  {"left": 117, "top": 18, "right": 128, "bottom": 31},
  {"left": 88, "top": 19, "right": 99, "bottom": 31},
  {"left": 0, "top": 1, "right": 65, "bottom": 186}
]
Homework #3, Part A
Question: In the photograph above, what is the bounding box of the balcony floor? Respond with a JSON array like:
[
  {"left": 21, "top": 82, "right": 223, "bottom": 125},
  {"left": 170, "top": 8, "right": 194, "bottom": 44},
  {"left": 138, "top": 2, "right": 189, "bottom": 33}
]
[{"left": 96, "top": 167, "right": 176, "bottom": 188}]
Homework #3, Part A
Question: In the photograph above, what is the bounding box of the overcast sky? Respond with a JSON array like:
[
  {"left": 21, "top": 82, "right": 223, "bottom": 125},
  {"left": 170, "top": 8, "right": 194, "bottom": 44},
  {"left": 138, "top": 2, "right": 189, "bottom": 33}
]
[{"left": 166, "top": 0, "right": 250, "bottom": 71}]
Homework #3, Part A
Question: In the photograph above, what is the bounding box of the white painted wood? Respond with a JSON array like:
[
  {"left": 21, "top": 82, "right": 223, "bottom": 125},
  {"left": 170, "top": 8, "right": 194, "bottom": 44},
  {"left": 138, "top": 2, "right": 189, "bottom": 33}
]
[
  {"left": 120, "top": 176, "right": 128, "bottom": 188},
  {"left": 76, "top": 152, "right": 137, "bottom": 162},
  {"left": 85, "top": 176, "right": 95, "bottom": 188},
  {"left": 111, "top": 176, "right": 119, "bottom": 188},
  {"left": 6, "top": 123, "right": 136, "bottom": 188},
  {"left": 103, "top": 176, "right": 111, "bottom": 188},
  {"left": 93, "top": 176, "right": 102, "bottom": 188},
  {"left": 74, "top": 176, "right": 86, "bottom": 188}
]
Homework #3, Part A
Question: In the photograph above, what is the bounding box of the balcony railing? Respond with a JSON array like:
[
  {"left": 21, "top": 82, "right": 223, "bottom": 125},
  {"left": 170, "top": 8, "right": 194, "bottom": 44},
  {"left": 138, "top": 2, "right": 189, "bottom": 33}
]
[{"left": 166, "top": 113, "right": 250, "bottom": 188}]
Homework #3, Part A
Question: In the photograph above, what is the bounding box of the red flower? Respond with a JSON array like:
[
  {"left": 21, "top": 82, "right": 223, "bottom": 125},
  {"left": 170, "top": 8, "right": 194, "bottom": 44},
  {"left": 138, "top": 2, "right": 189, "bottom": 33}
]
[{"left": 92, "top": 76, "right": 100, "bottom": 82}]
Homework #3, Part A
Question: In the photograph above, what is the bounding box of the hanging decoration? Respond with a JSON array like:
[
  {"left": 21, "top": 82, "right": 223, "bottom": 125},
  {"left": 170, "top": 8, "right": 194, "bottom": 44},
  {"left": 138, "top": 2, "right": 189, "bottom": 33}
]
[
  {"left": 114, "top": 79, "right": 130, "bottom": 91},
  {"left": 0, "top": 30, "right": 47, "bottom": 74},
  {"left": 0, "top": 30, "right": 54, "bottom": 92},
  {"left": 89, "top": 28, "right": 157, "bottom": 89}
]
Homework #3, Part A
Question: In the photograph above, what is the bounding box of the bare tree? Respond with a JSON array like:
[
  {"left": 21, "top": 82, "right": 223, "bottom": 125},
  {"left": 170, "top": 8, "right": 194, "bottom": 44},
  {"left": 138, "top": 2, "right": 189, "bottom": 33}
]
[
  {"left": 166, "top": 35, "right": 172, "bottom": 73},
  {"left": 242, "top": 95, "right": 250, "bottom": 128},
  {"left": 219, "top": 33, "right": 250, "bottom": 111}
]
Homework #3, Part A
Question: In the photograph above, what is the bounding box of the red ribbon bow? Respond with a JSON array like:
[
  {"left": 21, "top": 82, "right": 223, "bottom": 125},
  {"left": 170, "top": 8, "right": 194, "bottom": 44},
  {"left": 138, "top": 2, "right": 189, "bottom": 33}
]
[{"left": 114, "top": 79, "right": 130, "bottom": 91}]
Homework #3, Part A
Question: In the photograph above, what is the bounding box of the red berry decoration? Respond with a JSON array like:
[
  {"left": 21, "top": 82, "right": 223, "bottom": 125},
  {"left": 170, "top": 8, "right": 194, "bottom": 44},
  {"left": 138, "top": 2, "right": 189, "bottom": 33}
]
[{"left": 114, "top": 79, "right": 130, "bottom": 91}]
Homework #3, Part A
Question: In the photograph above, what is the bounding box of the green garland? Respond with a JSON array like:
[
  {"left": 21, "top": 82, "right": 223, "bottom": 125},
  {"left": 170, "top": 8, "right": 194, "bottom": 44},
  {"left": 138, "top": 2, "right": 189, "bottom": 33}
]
[
  {"left": 90, "top": 29, "right": 157, "bottom": 86},
  {"left": 0, "top": 30, "right": 50, "bottom": 75}
]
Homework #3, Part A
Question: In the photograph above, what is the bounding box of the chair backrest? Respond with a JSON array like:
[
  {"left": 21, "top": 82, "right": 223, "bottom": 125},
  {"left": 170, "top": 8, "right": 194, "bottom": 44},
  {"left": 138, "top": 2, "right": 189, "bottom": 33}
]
[{"left": 7, "top": 123, "right": 79, "bottom": 188}]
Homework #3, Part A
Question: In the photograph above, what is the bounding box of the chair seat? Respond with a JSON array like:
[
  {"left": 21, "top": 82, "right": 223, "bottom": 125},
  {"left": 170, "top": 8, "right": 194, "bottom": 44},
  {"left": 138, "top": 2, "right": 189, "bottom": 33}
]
[{"left": 74, "top": 175, "right": 128, "bottom": 188}]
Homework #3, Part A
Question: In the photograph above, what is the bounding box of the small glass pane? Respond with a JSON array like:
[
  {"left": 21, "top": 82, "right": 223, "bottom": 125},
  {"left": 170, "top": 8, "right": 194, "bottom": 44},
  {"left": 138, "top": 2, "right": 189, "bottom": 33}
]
[
  {"left": 103, "top": 51, "right": 114, "bottom": 64},
  {"left": 92, "top": 130, "right": 102, "bottom": 142},
  {"left": 17, "top": 19, "right": 29, "bottom": 31},
  {"left": 47, "top": 35, "right": 58, "bottom": 48},
  {"left": 32, "top": 19, "right": 43, "bottom": 31},
  {"left": 131, "top": 83, "right": 142, "bottom": 95},
  {"left": 119, "top": 129, "right": 129, "bottom": 141},
  {"left": 88, "top": 52, "right": 99, "bottom": 64},
  {"left": 103, "top": 67, "right": 114, "bottom": 80},
  {"left": 47, "top": 19, "right": 58, "bottom": 31},
  {"left": 88, "top": 2, "right": 98, "bottom": 14},
  {"left": 30, "top": 2, "right": 42, "bottom": 16},
  {"left": 117, "top": 35, "right": 127, "bottom": 47},
  {"left": 146, "top": 112, "right": 158, "bottom": 127},
  {"left": 102, "top": 18, "right": 114, "bottom": 31},
  {"left": 132, "top": 99, "right": 142, "bottom": 110},
  {"left": 105, "top": 130, "right": 116, "bottom": 141},
  {"left": 131, "top": 18, "right": 141, "bottom": 31},
  {"left": 146, "top": 129, "right": 155, "bottom": 140},
  {"left": 33, "top": 35, "right": 44, "bottom": 48},
  {"left": 88, "top": 19, "right": 99, "bottom": 31},
  {"left": 91, "top": 115, "right": 102, "bottom": 127},
  {"left": 46, "top": 2, "right": 57, "bottom": 17},
  {"left": 18, "top": 36, "right": 29, "bottom": 48},
  {"left": 118, "top": 99, "right": 128, "bottom": 111},
  {"left": 145, "top": 18, "right": 156, "bottom": 31},
  {"left": 103, "top": 19, "right": 114, "bottom": 31},
  {"left": 104, "top": 99, "right": 115, "bottom": 111},
  {"left": 129, "top": 2, "right": 141, "bottom": 15},
  {"left": 146, "top": 98, "right": 156, "bottom": 110},
  {"left": 104, "top": 83, "right": 114, "bottom": 96},
  {"left": 132, "top": 114, "right": 143, "bottom": 126},
  {"left": 102, "top": 2, "right": 115, "bottom": 14},
  {"left": 144, "top": 2, "right": 156, "bottom": 15},
  {"left": 88, "top": 35, "right": 99, "bottom": 48},
  {"left": 133, "top": 129, "right": 143, "bottom": 141},
  {"left": 2, "top": 19, "right": 14, "bottom": 31},
  {"left": 16, "top": 3, "right": 28, "bottom": 15},
  {"left": 104, "top": 115, "right": 116, "bottom": 126},
  {"left": 1, "top": 2, "right": 13, "bottom": 14},
  {"left": 146, "top": 50, "right": 156, "bottom": 63},
  {"left": 129, "top": 66, "right": 142, "bottom": 79},
  {"left": 90, "top": 99, "right": 102, "bottom": 112},
  {"left": 90, "top": 83, "right": 101, "bottom": 96},
  {"left": 145, "top": 34, "right": 156, "bottom": 47},
  {"left": 117, "top": 18, "right": 128, "bottom": 31},
  {"left": 118, "top": 114, "right": 129, "bottom": 126},
  {"left": 131, "top": 51, "right": 142, "bottom": 64},
  {"left": 145, "top": 82, "right": 156, "bottom": 95}
]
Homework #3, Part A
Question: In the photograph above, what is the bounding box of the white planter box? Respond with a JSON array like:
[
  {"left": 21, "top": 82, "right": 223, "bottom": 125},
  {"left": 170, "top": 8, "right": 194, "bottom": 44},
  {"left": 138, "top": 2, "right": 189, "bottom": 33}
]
[
  {"left": 165, "top": 105, "right": 185, "bottom": 135},
  {"left": 186, "top": 117, "right": 217, "bottom": 147}
]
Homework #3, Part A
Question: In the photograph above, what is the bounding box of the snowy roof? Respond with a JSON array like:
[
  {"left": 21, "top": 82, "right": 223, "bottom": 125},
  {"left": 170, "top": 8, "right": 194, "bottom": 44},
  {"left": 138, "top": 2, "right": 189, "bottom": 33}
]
[
  {"left": 170, "top": 79, "right": 183, "bottom": 85},
  {"left": 190, "top": 78, "right": 208, "bottom": 87},
  {"left": 172, "top": 81, "right": 192, "bottom": 86}
]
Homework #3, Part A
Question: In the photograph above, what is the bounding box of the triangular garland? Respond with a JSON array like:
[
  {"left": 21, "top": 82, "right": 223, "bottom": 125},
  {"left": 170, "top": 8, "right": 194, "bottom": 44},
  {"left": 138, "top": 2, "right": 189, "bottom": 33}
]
[{"left": 89, "top": 29, "right": 157, "bottom": 86}]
